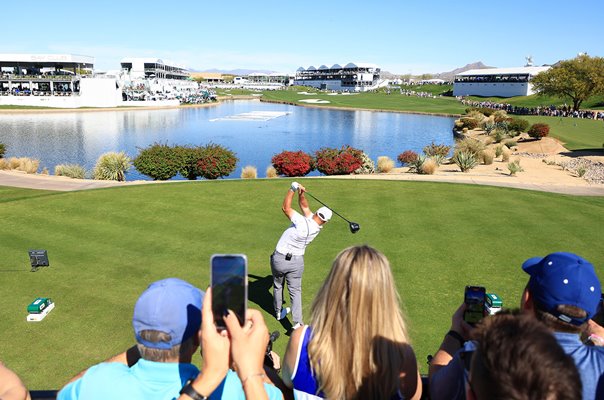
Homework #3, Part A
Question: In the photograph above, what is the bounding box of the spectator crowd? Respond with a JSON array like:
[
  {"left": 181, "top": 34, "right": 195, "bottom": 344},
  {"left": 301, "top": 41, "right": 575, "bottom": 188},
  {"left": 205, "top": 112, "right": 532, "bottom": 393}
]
[{"left": 459, "top": 98, "right": 604, "bottom": 120}]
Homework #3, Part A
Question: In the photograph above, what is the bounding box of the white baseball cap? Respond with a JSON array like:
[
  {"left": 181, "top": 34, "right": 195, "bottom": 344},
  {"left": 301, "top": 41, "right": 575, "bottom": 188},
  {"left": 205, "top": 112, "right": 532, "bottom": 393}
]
[{"left": 316, "top": 207, "right": 332, "bottom": 222}]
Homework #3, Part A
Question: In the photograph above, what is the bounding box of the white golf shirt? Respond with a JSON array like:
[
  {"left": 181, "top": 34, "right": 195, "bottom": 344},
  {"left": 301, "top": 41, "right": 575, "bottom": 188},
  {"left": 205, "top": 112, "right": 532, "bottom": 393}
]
[{"left": 275, "top": 211, "right": 322, "bottom": 256}]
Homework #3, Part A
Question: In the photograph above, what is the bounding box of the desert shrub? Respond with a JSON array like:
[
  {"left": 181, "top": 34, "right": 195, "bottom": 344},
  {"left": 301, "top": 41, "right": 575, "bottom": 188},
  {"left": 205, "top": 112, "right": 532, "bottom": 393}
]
[
  {"left": 492, "top": 129, "right": 508, "bottom": 143},
  {"left": 265, "top": 166, "right": 278, "bottom": 178},
  {"left": 8, "top": 157, "right": 20, "bottom": 169},
  {"left": 93, "top": 152, "right": 131, "bottom": 181},
  {"left": 466, "top": 107, "right": 496, "bottom": 117},
  {"left": 480, "top": 149, "right": 495, "bottom": 165},
  {"left": 174, "top": 145, "right": 205, "bottom": 180},
  {"left": 0, "top": 158, "right": 7, "bottom": 170},
  {"left": 465, "top": 111, "right": 485, "bottom": 122},
  {"left": 452, "top": 151, "right": 478, "bottom": 172},
  {"left": 458, "top": 117, "right": 479, "bottom": 130},
  {"left": 528, "top": 123, "right": 550, "bottom": 139},
  {"left": 507, "top": 160, "right": 524, "bottom": 176},
  {"left": 315, "top": 145, "right": 363, "bottom": 175},
  {"left": 407, "top": 154, "right": 427, "bottom": 174},
  {"left": 504, "top": 140, "right": 517, "bottom": 149},
  {"left": 492, "top": 110, "right": 509, "bottom": 122},
  {"left": 483, "top": 120, "right": 496, "bottom": 134},
  {"left": 353, "top": 151, "right": 375, "bottom": 174},
  {"left": 421, "top": 158, "right": 438, "bottom": 174},
  {"left": 377, "top": 156, "right": 395, "bottom": 173},
  {"left": 0, "top": 143, "right": 5, "bottom": 158},
  {"left": 397, "top": 150, "right": 418, "bottom": 166},
  {"left": 423, "top": 142, "right": 451, "bottom": 158},
  {"left": 271, "top": 150, "right": 314, "bottom": 177},
  {"left": 195, "top": 143, "right": 238, "bottom": 179},
  {"left": 495, "top": 144, "right": 504, "bottom": 158},
  {"left": 133, "top": 143, "right": 181, "bottom": 180},
  {"left": 15, "top": 158, "right": 40, "bottom": 174},
  {"left": 576, "top": 165, "right": 587, "bottom": 177},
  {"left": 508, "top": 118, "right": 529, "bottom": 134},
  {"left": 241, "top": 165, "right": 257, "bottom": 179},
  {"left": 455, "top": 137, "right": 485, "bottom": 156},
  {"left": 41, "top": 167, "right": 49, "bottom": 175},
  {"left": 55, "top": 164, "right": 86, "bottom": 179},
  {"left": 501, "top": 146, "right": 511, "bottom": 162},
  {"left": 431, "top": 154, "right": 446, "bottom": 166}
]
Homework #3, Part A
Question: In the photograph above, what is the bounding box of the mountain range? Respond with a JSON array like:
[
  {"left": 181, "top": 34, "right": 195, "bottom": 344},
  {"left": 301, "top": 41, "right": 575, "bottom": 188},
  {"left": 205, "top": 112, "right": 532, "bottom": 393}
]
[{"left": 194, "top": 62, "right": 495, "bottom": 80}]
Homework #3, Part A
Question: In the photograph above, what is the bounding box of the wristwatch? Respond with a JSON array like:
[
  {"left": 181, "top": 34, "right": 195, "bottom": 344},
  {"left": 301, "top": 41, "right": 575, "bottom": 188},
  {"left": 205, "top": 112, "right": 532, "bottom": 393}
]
[{"left": 179, "top": 380, "right": 208, "bottom": 400}]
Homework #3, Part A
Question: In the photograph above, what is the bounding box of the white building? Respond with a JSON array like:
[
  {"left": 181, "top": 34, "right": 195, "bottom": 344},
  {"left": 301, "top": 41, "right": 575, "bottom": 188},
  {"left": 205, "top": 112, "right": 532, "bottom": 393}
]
[
  {"left": 294, "top": 62, "right": 384, "bottom": 92},
  {"left": 453, "top": 66, "right": 550, "bottom": 97},
  {"left": 120, "top": 57, "right": 189, "bottom": 80}
]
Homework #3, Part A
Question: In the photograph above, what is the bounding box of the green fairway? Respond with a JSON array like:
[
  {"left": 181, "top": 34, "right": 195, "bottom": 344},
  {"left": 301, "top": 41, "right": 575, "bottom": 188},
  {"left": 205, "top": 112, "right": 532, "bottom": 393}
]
[
  {"left": 1, "top": 180, "right": 603, "bottom": 389},
  {"left": 522, "top": 115, "right": 604, "bottom": 151},
  {"left": 261, "top": 89, "right": 467, "bottom": 115}
]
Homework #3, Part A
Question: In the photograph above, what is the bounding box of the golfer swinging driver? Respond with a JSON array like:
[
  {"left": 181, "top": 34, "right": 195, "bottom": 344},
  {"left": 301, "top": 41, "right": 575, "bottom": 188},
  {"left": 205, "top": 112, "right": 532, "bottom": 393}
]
[{"left": 270, "top": 181, "right": 332, "bottom": 330}]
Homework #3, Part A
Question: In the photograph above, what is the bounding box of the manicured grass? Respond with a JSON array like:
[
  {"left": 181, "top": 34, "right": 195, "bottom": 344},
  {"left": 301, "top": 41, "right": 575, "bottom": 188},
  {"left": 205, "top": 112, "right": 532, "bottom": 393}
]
[
  {"left": 522, "top": 115, "right": 604, "bottom": 151},
  {"left": 261, "top": 89, "right": 466, "bottom": 115},
  {"left": 1, "top": 179, "right": 603, "bottom": 389}
]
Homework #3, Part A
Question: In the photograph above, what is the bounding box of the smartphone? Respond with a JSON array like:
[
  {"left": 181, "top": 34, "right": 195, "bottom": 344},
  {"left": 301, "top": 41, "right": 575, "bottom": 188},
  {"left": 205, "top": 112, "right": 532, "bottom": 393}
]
[
  {"left": 463, "top": 285, "right": 486, "bottom": 325},
  {"left": 210, "top": 254, "right": 248, "bottom": 329}
]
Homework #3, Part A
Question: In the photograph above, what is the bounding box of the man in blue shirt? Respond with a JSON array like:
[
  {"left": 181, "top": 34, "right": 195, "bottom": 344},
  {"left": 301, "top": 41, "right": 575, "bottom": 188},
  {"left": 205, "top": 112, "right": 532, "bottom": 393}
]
[
  {"left": 429, "top": 252, "right": 604, "bottom": 400},
  {"left": 58, "top": 278, "right": 283, "bottom": 400}
]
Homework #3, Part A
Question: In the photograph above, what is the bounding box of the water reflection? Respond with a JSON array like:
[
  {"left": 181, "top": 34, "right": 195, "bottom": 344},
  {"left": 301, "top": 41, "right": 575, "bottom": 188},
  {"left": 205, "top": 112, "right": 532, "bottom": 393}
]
[{"left": 0, "top": 100, "right": 455, "bottom": 180}]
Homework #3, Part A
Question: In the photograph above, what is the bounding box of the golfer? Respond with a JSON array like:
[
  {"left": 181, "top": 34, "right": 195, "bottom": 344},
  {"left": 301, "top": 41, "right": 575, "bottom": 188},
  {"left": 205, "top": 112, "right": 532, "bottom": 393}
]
[{"left": 271, "top": 181, "right": 331, "bottom": 330}]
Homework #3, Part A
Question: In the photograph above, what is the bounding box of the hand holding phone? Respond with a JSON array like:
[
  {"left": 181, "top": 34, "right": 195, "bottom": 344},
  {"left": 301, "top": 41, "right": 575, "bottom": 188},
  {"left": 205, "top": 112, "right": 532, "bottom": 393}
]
[
  {"left": 210, "top": 254, "right": 248, "bottom": 329},
  {"left": 463, "top": 285, "right": 486, "bottom": 325}
]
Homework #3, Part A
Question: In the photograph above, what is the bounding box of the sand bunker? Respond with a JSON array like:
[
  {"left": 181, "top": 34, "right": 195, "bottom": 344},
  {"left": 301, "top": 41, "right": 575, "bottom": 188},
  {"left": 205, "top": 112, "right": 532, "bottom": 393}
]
[
  {"left": 299, "top": 99, "right": 330, "bottom": 104},
  {"left": 297, "top": 92, "right": 317, "bottom": 95},
  {"left": 210, "top": 111, "right": 291, "bottom": 122}
]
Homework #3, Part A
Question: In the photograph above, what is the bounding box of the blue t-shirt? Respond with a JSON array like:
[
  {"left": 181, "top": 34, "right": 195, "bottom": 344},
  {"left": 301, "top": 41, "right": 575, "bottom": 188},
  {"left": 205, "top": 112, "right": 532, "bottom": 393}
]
[{"left": 58, "top": 359, "right": 283, "bottom": 400}]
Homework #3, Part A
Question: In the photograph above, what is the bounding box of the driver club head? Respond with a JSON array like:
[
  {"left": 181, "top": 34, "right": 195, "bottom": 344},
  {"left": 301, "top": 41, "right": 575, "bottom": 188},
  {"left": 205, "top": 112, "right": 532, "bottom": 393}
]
[{"left": 349, "top": 222, "right": 360, "bottom": 234}]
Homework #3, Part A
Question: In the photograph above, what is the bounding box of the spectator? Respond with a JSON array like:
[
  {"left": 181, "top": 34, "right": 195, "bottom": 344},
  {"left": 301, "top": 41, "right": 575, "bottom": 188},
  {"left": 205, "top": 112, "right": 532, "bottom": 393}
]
[
  {"left": 467, "top": 311, "right": 581, "bottom": 400},
  {"left": 58, "top": 278, "right": 282, "bottom": 400},
  {"left": 271, "top": 182, "right": 331, "bottom": 330},
  {"left": 281, "top": 245, "right": 421, "bottom": 399},
  {"left": 0, "top": 362, "right": 30, "bottom": 400},
  {"left": 429, "top": 252, "right": 604, "bottom": 400}
]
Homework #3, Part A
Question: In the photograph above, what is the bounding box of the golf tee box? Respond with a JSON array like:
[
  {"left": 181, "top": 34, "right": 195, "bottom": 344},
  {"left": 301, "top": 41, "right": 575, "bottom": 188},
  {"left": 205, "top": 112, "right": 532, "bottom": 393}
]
[
  {"left": 26, "top": 297, "right": 54, "bottom": 322},
  {"left": 485, "top": 293, "right": 503, "bottom": 315}
]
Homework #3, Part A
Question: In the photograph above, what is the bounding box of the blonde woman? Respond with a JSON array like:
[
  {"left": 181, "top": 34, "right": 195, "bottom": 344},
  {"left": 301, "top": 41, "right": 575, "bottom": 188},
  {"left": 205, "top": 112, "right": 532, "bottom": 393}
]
[{"left": 281, "top": 245, "right": 421, "bottom": 400}]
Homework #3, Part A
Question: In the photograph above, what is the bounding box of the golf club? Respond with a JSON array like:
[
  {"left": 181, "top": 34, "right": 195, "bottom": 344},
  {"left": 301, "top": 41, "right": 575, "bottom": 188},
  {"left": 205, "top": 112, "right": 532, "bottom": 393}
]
[{"left": 305, "top": 191, "right": 360, "bottom": 234}]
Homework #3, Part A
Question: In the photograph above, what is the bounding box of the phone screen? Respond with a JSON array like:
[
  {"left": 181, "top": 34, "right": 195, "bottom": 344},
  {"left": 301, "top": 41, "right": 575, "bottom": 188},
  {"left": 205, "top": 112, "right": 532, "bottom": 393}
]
[
  {"left": 464, "top": 286, "right": 486, "bottom": 325},
  {"left": 210, "top": 254, "right": 247, "bottom": 329}
]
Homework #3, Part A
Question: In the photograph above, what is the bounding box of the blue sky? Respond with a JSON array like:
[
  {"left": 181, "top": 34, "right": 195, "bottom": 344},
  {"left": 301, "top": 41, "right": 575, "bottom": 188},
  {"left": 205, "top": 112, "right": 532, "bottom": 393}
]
[{"left": 1, "top": 0, "right": 601, "bottom": 74}]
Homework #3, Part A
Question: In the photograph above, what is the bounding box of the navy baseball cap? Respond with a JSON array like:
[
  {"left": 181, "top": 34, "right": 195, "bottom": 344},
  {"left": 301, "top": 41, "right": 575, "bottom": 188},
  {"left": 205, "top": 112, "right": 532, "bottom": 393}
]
[
  {"left": 522, "top": 252, "right": 601, "bottom": 325},
  {"left": 133, "top": 278, "right": 204, "bottom": 349}
]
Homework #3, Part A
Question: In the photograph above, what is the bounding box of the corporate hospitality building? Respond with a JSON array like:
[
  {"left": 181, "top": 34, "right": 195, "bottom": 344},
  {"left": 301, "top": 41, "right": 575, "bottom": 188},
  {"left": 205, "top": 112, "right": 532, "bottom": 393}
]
[
  {"left": 294, "top": 62, "right": 385, "bottom": 92},
  {"left": 453, "top": 66, "right": 550, "bottom": 97},
  {"left": 0, "top": 54, "right": 201, "bottom": 108}
]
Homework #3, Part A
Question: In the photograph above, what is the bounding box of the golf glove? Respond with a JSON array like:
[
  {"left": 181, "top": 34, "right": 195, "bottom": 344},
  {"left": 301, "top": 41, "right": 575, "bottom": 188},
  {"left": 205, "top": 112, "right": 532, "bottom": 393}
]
[{"left": 291, "top": 182, "right": 299, "bottom": 191}]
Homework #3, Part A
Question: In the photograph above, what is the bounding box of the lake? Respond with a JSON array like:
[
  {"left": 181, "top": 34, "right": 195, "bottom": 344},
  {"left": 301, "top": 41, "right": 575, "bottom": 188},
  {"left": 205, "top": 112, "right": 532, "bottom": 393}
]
[{"left": 0, "top": 100, "right": 455, "bottom": 180}]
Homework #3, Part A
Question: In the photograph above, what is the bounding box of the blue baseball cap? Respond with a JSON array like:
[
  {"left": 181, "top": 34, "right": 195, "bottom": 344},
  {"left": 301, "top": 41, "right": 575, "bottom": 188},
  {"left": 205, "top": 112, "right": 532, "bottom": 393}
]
[
  {"left": 522, "top": 252, "right": 601, "bottom": 325},
  {"left": 133, "top": 278, "right": 204, "bottom": 349}
]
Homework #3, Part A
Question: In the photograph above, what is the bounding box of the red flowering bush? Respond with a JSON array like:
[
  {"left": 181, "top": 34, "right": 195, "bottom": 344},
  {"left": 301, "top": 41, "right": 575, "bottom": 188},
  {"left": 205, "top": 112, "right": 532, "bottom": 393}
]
[
  {"left": 271, "top": 150, "right": 314, "bottom": 177},
  {"left": 315, "top": 146, "right": 363, "bottom": 176},
  {"left": 527, "top": 123, "right": 550, "bottom": 139},
  {"left": 397, "top": 150, "right": 418, "bottom": 166},
  {"left": 195, "top": 143, "right": 238, "bottom": 179}
]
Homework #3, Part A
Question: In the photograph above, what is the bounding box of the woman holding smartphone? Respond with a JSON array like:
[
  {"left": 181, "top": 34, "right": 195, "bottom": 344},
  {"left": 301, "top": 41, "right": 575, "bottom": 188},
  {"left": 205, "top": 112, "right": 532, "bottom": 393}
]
[{"left": 281, "top": 245, "right": 422, "bottom": 400}]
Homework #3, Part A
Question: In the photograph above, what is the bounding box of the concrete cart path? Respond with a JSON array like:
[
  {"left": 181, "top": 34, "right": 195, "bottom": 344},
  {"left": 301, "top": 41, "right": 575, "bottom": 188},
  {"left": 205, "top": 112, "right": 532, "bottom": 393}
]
[{"left": 2, "top": 169, "right": 604, "bottom": 196}]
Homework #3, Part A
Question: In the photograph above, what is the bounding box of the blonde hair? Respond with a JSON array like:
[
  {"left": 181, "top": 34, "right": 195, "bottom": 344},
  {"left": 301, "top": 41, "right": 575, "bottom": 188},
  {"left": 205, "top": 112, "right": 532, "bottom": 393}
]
[{"left": 308, "top": 245, "right": 411, "bottom": 399}]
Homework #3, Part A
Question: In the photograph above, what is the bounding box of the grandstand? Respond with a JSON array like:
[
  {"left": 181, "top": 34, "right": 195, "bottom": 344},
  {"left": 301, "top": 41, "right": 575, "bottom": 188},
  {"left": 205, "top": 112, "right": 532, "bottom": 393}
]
[
  {"left": 453, "top": 66, "right": 550, "bottom": 98},
  {"left": 294, "top": 62, "right": 385, "bottom": 92}
]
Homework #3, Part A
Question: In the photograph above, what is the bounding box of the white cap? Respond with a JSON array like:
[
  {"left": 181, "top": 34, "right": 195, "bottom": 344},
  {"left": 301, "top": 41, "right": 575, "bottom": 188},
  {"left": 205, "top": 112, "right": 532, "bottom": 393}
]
[{"left": 316, "top": 207, "right": 332, "bottom": 222}]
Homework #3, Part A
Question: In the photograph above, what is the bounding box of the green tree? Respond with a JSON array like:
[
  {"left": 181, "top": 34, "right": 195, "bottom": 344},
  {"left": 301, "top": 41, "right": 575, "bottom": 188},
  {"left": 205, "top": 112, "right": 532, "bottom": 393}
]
[{"left": 531, "top": 54, "right": 604, "bottom": 111}]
